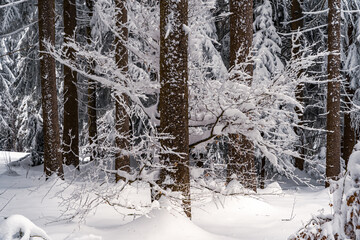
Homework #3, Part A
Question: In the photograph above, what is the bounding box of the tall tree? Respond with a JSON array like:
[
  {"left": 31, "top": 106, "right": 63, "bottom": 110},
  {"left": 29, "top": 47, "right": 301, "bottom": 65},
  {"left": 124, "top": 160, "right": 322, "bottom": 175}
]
[
  {"left": 38, "top": 0, "right": 64, "bottom": 177},
  {"left": 62, "top": 0, "right": 79, "bottom": 168},
  {"left": 291, "top": 0, "right": 305, "bottom": 170},
  {"left": 343, "top": 21, "right": 356, "bottom": 168},
  {"left": 86, "top": 0, "right": 98, "bottom": 162},
  {"left": 159, "top": 0, "right": 191, "bottom": 218},
  {"left": 227, "top": 0, "right": 256, "bottom": 191},
  {"left": 114, "top": 0, "right": 130, "bottom": 182},
  {"left": 326, "top": 0, "right": 341, "bottom": 187}
]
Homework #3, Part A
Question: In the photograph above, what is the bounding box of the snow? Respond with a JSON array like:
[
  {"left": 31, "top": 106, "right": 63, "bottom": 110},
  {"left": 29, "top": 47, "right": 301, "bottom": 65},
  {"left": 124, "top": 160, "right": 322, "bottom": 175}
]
[
  {"left": 0, "top": 215, "right": 51, "bottom": 240},
  {"left": 348, "top": 150, "right": 360, "bottom": 179},
  {"left": 0, "top": 152, "right": 30, "bottom": 165},
  {"left": 0, "top": 152, "right": 332, "bottom": 240}
]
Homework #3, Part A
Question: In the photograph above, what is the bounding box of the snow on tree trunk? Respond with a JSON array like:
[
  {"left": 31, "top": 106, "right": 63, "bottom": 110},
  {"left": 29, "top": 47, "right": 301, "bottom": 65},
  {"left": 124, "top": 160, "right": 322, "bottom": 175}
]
[
  {"left": 115, "top": 0, "right": 130, "bottom": 182},
  {"left": 227, "top": 0, "right": 257, "bottom": 191},
  {"left": 326, "top": 0, "right": 341, "bottom": 187},
  {"left": 86, "top": 0, "right": 98, "bottom": 162},
  {"left": 291, "top": 0, "right": 305, "bottom": 171},
  {"left": 38, "top": 0, "right": 64, "bottom": 178},
  {"left": 159, "top": 0, "right": 191, "bottom": 219},
  {"left": 62, "top": 0, "right": 79, "bottom": 169}
]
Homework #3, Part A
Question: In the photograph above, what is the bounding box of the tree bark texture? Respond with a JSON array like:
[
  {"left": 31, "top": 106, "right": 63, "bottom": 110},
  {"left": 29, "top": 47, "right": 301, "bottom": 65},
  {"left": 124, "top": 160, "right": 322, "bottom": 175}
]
[
  {"left": 62, "top": 0, "right": 79, "bottom": 168},
  {"left": 86, "top": 0, "right": 98, "bottom": 161},
  {"left": 326, "top": 0, "right": 341, "bottom": 187},
  {"left": 227, "top": 0, "right": 256, "bottom": 191},
  {"left": 291, "top": 0, "right": 305, "bottom": 171},
  {"left": 115, "top": 0, "right": 130, "bottom": 182},
  {"left": 159, "top": 0, "right": 191, "bottom": 218},
  {"left": 38, "top": 0, "right": 64, "bottom": 178},
  {"left": 343, "top": 22, "right": 356, "bottom": 168}
]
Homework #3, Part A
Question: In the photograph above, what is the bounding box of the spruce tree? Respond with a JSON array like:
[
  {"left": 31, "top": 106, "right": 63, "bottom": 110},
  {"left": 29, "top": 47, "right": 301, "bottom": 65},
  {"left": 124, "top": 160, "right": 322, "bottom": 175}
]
[
  {"left": 159, "top": 0, "right": 191, "bottom": 218},
  {"left": 62, "top": 0, "right": 79, "bottom": 168},
  {"left": 38, "top": 0, "right": 64, "bottom": 178},
  {"left": 114, "top": 0, "right": 130, "bottom": 182},
  {"left": 291, "top": 0, "right": 305, "bottom": 171},
  {"left": 227, "top": 0, "right": 256, "bottom": 191},
  {"left": 326, "top": 0, "right": 341, "bottom": 186},
  {"left": 86, "top": 0, "right": 98, "bottom": 162}
]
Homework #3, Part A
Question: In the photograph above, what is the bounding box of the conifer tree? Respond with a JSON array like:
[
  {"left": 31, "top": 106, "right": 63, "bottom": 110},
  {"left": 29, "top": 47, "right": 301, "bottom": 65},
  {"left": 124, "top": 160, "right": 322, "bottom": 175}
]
[
  {"left": 227, "top": 0, "right": 257, "bottom": 191},
  {"left": 114, "top": 0, "right": 130, "bottom": 182},
  {"left": 326, "top": 0, "right": 341, "bottom": 186},
  {"left": 343, "top": 21, "right": 356, "bottom": 168},
  {"left": 38, "top": 0, "right": 63, "bottom": 178},
  {"left": 86, "top": 0, "right": 98, "bottom": 162},
  {"left": 62, "top": 0, "right": 79, "bottom": 168},
  {"left": 159, "top": 0, "right": 191, "bottom": 218},
  {"left": 291, "top": 0, "right": 305, "bottom": 171}
]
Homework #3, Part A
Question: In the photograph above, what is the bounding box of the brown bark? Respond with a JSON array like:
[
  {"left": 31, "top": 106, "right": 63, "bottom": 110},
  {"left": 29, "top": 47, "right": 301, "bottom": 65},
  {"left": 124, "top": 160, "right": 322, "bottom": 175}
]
[
  {"left": 62, "top": 0, "right": 79, "bottom": 169},
  {"left": 227, "top": 0, "right": 257, "bottom": 191},
  {"left": 86, "top": 0, "right": 98, "bottom": 162},
  {"left": 159, "top": 0, "right": 191, "bottom": 218},
  {"left": 326, "top": 0, "right": 341, "bottom": 187},
  {"left": 38, "top": 0, "right": 64, "bottom": 178},
  {"left": 343, "top": 23, "right": 356, "bottom": 168},
  {"left": 114, "top": 0, "right": 130, "bottom": 182},
  {"left": 291, "top": 0, "right": 305, "bottom": 171}
]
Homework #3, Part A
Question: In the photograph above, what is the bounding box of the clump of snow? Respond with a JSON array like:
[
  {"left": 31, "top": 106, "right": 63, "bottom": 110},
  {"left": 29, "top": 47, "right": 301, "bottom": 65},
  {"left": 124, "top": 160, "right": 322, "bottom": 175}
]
[
  {"left": 225, "top": 180, "right": 245, "bottom": 195},
  {"left": 353, "top": 141, "right": 360, "bottom": 151},
  {"left": 0, "top": 215, "right": 51, "bottom": 240},
  {"left": 348, "top": 151, "right": 360, "bottom": 179},
  {"left": 261, "top": 182, "right": 283, "bottom": 194}
]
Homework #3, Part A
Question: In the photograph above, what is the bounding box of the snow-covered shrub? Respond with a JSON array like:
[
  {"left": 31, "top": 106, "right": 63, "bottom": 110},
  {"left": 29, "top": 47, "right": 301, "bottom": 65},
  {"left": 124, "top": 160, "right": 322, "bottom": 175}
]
[
  {"left": 289, "top": 149, "right": 360, "bottom": 239},
  {"left": 0, "top": 215, "right": 50, "bottom": 240}
]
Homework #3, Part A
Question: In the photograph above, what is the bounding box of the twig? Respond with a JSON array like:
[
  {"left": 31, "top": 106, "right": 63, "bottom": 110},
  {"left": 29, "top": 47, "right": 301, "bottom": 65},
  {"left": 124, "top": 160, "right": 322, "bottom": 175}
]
[
  {"left": 282, "top": 196, "right": 296, "bottom": 221},
  {"left": 0, "top": 194, "right": 16, "bottom": 212}
]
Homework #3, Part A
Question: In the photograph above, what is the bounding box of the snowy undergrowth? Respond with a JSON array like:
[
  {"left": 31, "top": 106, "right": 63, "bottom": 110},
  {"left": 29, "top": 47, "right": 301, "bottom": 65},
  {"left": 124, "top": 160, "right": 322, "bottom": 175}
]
[{"left": 0, "top": 153, "right": 332, "bottom": 240}]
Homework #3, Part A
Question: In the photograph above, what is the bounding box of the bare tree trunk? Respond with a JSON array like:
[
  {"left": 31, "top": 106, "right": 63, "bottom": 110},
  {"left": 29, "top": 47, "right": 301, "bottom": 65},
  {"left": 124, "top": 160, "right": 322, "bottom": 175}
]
[
  {"left": 291, "top": 0, "right": 305, "bottom": 171},
  {"left": 114, "top": 0, "right": 130, "bottom": 182},
  {"left": 326, "top": 0, "right": 341, "bottom": 187},
  {"left": 38, "top": 0, "right": 64, "bottom": 178},
  {"left": 86, "top": 0, "right": 98, "bottom": 162},
  {"left": 62, "top": 0, "right": 79, "bottom": 169},
  {"left": 227, "top": 0, "right": 256, "bottom": 191},
  {"left": 159, "top": 0, "right": 191, "bottom": 218},
  {"left": 343, "top": 22, "right": 356, "bottom": 168}
]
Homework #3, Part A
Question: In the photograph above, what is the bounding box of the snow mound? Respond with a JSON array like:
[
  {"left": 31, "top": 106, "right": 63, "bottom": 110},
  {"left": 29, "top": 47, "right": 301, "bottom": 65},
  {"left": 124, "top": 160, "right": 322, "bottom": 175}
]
[
  {"left": 225, "top": 179, "right": 245, "bottom": 194},
  {"left": 117, "top": 209, "right": 234, "bottom": 240},
  {"left": 0, "top": 215, "right": 51, "bottom": 240},
  {"left": 260, "top": 182, "right": 282, "bottom": 194}
]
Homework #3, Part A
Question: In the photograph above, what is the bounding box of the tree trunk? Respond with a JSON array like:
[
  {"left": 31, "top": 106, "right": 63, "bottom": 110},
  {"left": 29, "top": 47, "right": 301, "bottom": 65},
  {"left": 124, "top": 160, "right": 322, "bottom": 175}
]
[
  {"left": 326, "top": 0, "right": 341, "bottom": 187},
  {"left": 227, "top": 0, "right": 257, "bottom": 191},
  {"left": 343, "top": 22, "right": 356, "bottom": 168},
  {"left": 291, "top": 0, "right": 305, "bottom": 171},
  {"left": 114, "top": 0, "right": 130, "bottom": 182},
  {"left": 260, "top": 157, "right": 266, "bottom": 189},
  {"left": 159, "top": 0, "right": 191, "bottom": 218},
  {"left": 38, "top": 0, "right": 64, "bottom": 178},
  {"left": 62, "top": 0, "right": 79, "bottom": 169},
  {"left": 86, "top": 0, "right": 98, "bottom": 162}
]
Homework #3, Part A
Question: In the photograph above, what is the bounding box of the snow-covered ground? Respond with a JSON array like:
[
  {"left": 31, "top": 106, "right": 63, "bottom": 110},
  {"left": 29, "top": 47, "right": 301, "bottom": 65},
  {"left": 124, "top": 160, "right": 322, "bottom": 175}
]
[{"left": 0, "top": 152, "right": 332, "bottom": 240}]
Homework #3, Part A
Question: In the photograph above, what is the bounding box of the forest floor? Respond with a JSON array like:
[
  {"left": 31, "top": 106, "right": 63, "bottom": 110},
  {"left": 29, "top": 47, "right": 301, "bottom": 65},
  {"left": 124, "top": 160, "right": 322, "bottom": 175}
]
[{"left": 0, "top": 151, "right": 332, "bottom": 240}]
